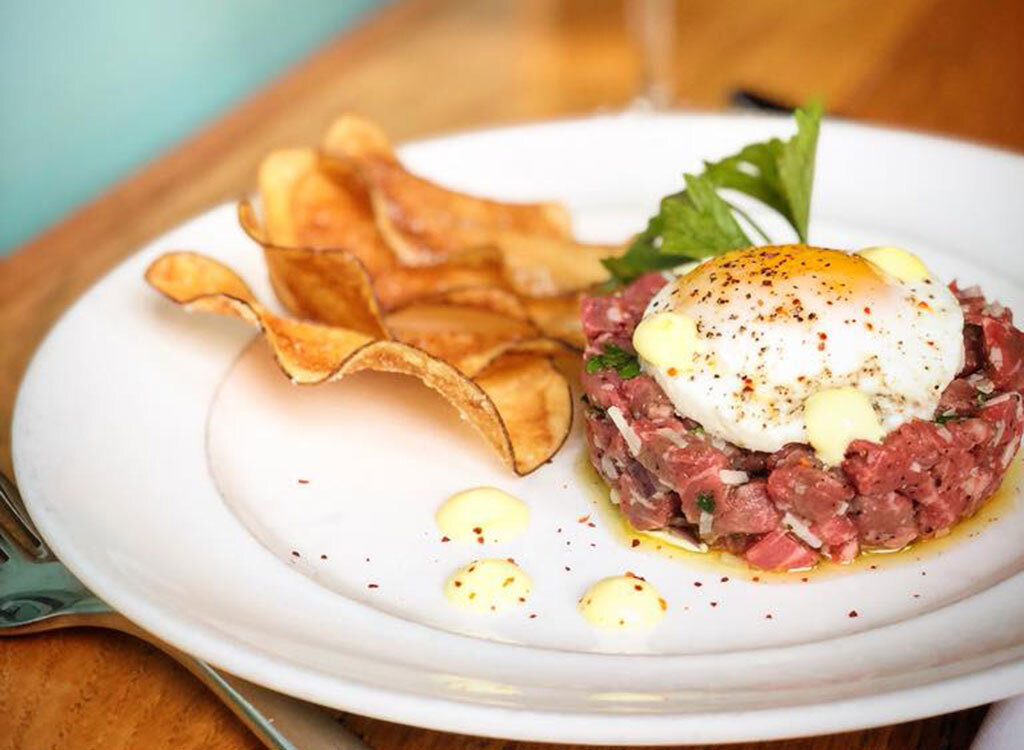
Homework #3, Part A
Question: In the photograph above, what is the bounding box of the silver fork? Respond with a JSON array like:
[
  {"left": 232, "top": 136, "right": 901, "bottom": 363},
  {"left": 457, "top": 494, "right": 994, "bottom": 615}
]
[{"left": 0, "top": 471, "right": 368, "bottom": 750}]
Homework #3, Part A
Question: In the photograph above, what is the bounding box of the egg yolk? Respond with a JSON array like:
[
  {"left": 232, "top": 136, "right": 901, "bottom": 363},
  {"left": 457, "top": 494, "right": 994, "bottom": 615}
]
[
  {"left": 856, "top": 246, "right": 931, "bottom": 283},
  {"left": 578, "top": 575, "right": 667, "bottom": 630},
  {"left": 804, "top": 387, "right": 885, "bottom": 465},
  {"left": 632, "top": 312, "right": 702, "bottom": 370},
  {"left": 436, "top": 487, "right": 529, "bottom": 543},
  {"left": 444, "top": 559, "right": 532, "bottom": 614}
]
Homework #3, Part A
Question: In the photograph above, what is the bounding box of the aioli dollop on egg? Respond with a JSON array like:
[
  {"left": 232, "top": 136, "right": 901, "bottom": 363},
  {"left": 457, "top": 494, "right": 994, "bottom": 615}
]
[{"left": 635, "top": 245, "right": 963, "bottom": 460}]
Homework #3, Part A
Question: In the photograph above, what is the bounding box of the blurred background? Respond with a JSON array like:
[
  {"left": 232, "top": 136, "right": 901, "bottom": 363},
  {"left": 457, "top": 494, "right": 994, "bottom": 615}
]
[
  {"left": 0, "top": 0, "right": 381, "bottom": 252},
  {"left": 1, "top": 0, "right": 1021, "bottom": 255}
]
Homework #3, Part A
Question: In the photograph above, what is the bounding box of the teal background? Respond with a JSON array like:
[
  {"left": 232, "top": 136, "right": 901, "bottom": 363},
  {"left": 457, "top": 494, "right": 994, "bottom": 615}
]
[{"left": 0, "top": 0, "right": 384, "bottom": 254}]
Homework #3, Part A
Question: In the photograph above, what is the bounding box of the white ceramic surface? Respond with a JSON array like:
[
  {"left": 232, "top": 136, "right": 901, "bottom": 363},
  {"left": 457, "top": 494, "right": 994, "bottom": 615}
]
[{"left": 13, "top": 113, "right": 1024, "bottom": 744}]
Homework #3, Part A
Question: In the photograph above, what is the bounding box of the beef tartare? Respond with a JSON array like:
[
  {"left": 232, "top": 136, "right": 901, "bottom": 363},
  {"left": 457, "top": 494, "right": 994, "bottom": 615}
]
[{"left": 581, "top": 246, "right": 1024, "bottom": 571}]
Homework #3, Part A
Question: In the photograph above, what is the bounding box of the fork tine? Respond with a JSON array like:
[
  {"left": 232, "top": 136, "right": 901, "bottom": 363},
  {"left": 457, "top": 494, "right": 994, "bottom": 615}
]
[
  {"left": 0, "top": 472, "right": 48, "bottom": 559},
  {"left": 0, "top": 525, "right": 12, "bottom": 564}
]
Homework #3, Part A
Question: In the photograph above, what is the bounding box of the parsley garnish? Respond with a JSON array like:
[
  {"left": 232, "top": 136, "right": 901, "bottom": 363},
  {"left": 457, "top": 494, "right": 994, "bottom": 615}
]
[
  {"left": 603, "top": 101, "right": 824, "bottom": 283},
  {"left": 585, "top": 344, "right": 641, "bottom": 379},
  {"left": 935, "top": 413, "right": 960, "bottom": 425},
  {"left": 696, "top": 491, "right": 715, "bottom": 513}
]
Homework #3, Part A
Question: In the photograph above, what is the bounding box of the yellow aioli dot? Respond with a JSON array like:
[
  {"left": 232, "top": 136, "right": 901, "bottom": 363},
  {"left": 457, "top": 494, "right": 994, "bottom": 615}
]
[
  {"left": 632, "top": 311, "right": 702, "bottom": 371},
  {"left": 444, "top": 559, "right": 532, "bottom": 614},
  {"left": 436, "top": 487, "right": 529, "bottom": 543},
  {"left": 804, "top": 387, "right": 885, "bottom": 466},
  {"left": 856, "top": 246, "right": 931, "bottom": 283},
  {"left": 578, "top": 575, "right": 667, "bottom": 631}
]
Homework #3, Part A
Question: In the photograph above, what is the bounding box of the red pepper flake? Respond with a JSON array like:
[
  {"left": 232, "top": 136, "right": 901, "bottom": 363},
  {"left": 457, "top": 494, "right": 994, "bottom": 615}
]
[
  {"left": 518, "top": 597, "right": 525, "bottom": 602},
  {"left": 291, "top": 550, "right": 300, "bottom": 558},
  {"left": 490, "top": 605, "right": 496, "bottom": 611},
  {"left": 800, "top": 577, "right": 809, "bottom": 583},
  {"left": 720, "top": 577, "right": 729, "bottom": 583},
  {"left": 863, "top": 306, "right": 871, "bottom": 315},
  {"left": 454, "top": 580, "right": 463, "bottom": 587},
  {"left": 320, "top": 554, "right": 328, "bottom": 560},
  {"left": 441, "top": 536, "right": 451, "bottom": 543},
  {"left": 472, "top": 526, "right": 483, "bottom": 534},
  {"left": 634, "top": 584, "right": 643, "bottom": 591},
  {"left": 817, "top": 332, "right": 828, "bottom": 340},
  {"left": 506, "top": 557, "right": 516, "bottom": 564},
  {"left": 667, "top": 367, "right": 678, "bottom": 376},
  {"left": 577, "top": 514, "right": 590, "bottom": 523},
  {"left": 297, "top": 479, "right": 310, "bottom": 485},
  {"left": 368, "top": 583, "right": 379, "bottom": 589},
  {"left": 710, "top": 602, "right": 718, "bottom": 607},
  {"left": 693, "top": 581, "right": 702, "bottom": 587},
  {"left": 869, "top": 564, "right": 877, "bottom": 570},
  {"left": 752, "top": 576, "right": 760, "bottom": 582},
  {"left": 625, "top": 571, "right": 646, "bottom": 581},
  {"left": 848, "top": 610, "right": 859, "bottom": 618},
  {"left": 468, "top": 565, "right": 476, "bottom": 572},
  {"left": 587, "top": 522, "right": 596, "bottom": 528},
  {"left": 658, "top": 598, "right": 667, "bottom": 611},
  {"left": 631, "top": 539, "right": 640, "bottom": 548},
  {"left": 556, "top": 527, "right": 562, "bottom": 533},
  {"left": 765, "top": 613, "right": 773, "bottom": 619},
  {"left": 529, "top": 613, "right": 537, "bottom": 619},
  {"left": 817, "top": 342, "right": 826, "bottom": 351},
  {"left": 502, "top": 577, "right": 516, "bottom": 587},
  {"left": 912, "top": 593, "right": 920, "bottom": 598}
]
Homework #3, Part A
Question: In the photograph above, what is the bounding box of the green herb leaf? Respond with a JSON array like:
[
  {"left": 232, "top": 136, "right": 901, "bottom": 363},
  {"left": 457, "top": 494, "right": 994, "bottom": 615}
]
[
  {"left": 935, "top": 412, "right": 960, "bottom": 425},
  {"left": 584, "top": 344, "right": 641, "bottom": 380},
  {"left": 703, "top": 100, "right": 822, "bottom": 242},
  {"left": 603, "top": 101, "right": 824, "bottom": 283},
  {"left": 659, "top": 174, "right": 753, "bottom": 256},
  {"left": 696, "top": 491, "right": 715, "bottom": 513}
]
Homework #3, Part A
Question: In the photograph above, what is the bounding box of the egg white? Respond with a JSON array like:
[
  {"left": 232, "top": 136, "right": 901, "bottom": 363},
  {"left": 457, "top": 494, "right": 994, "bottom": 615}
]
[{"left": 640, "top": 246, "right": 964, "bottom": 453}]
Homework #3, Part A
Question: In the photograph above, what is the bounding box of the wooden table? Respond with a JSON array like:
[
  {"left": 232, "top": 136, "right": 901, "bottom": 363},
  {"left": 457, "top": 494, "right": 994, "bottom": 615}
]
[{"left": 2, "top": 0, "right": 1021, "bottom": 747}]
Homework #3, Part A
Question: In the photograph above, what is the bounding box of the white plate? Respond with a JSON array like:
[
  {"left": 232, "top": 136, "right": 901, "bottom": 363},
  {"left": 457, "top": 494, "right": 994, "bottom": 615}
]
[{"left": 13, "top": 113, "right": 1024, "bottom": 745}]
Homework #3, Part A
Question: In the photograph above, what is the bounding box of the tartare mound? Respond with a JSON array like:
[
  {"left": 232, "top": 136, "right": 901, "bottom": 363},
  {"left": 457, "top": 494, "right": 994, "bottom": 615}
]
[{"left": 581, "top": 273, "right": 1024, "bottom": 571}]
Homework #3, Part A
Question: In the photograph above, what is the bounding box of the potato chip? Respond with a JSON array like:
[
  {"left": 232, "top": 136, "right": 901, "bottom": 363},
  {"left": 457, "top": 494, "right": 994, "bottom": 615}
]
[
  {"left": 405, "top": 286, "right": 531, "bottom": 321},
  {"left": 523, "top": 294, "right": 585, "bottom": 349},
  {"left": 242, "top": 196, "right": 514, "bottom": 316},
  {"left": 372, "top": 259, "right": 509, "bottom": 312},
  {"left": 321, "top": 115, "right": 572, "bottom": 267},
  {"left": 146, "top": 252, "right": 571, "bottom": 475},
  {"left": 495, "top": 233, "right": 624, "bottom": 297},
  {"left": 239, "top": 201, "right": 389, "bottom": 338},
  {"left": 256, "top": 150, "right": 395, "bottom": 276},
  {"left": 385, "top": 302, "right": 568, "bottom": 375}
]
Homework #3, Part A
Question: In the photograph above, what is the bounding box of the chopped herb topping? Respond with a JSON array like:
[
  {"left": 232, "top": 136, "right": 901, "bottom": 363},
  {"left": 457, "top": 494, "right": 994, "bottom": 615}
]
[
  {"left": 935, "top": 413, "right": 961, "bottom": 425},
  {"left": 585, "top": 344, "right": 641, "bottom": 379},
  {"left": 696, "top": 492, "right": 715, "bottom": 513}
]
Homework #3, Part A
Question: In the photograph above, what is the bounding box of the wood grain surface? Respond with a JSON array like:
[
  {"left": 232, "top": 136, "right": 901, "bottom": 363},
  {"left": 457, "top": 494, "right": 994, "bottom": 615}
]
[{"left": 2, "top": 1, "right": 1022, "bottom": 748}]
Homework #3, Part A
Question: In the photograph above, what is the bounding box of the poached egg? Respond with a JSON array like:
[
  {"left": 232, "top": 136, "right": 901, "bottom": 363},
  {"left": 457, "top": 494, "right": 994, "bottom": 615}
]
[{"left": 633, "top": 245, "right": 964, "bottom": 462}]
